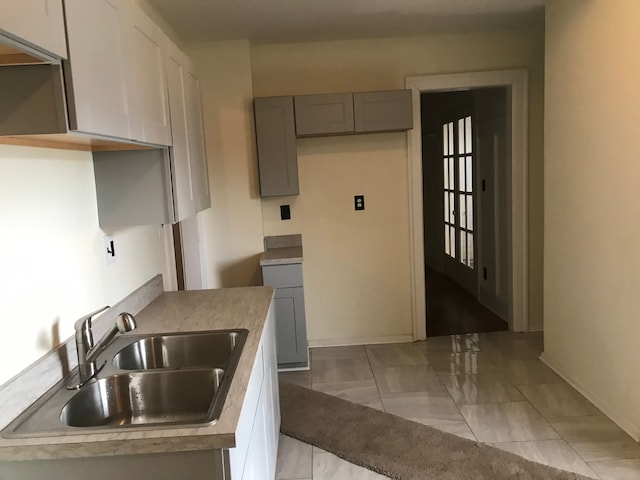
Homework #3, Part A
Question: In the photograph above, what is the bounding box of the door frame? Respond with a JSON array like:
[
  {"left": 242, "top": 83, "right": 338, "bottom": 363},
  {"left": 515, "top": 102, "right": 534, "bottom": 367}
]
[{"left": 406, "top": 69, "right": 529, "bottom": 339}]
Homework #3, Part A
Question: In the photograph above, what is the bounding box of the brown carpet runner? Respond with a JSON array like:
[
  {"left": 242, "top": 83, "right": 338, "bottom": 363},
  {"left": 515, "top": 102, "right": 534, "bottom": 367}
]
[{"left": 279, "top": 380, "right": 593, "bottom": 480}]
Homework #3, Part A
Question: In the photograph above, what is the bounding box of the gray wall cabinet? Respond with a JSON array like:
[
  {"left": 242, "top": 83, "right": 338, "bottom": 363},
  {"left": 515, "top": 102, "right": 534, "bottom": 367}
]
[
  {"left": 262, "top": 264, "right": 308, "bottom": 368},
  {"left": 254, "top": 89, "right": 413, "bottom": 197},
  {"left": 294, "top": 93, "right": 354, "bottom": 137},
  {"left": 354, "top": 89, "right": 413, "bottom": 133},
  {"left": 254, "top": 96, "right": 299, "bottom": 197}
]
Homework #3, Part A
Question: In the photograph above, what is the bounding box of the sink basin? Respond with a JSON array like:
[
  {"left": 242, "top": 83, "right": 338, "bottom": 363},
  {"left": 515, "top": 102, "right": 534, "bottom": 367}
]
[
  {"left": 113, "top": 330, "right": 245, "bottom": 370},
  {"left": 61, "top": 369, "right": 224, "bottom": 427},
  {"left": 2, "top": 329, "right": 248, "bottom": 437}
]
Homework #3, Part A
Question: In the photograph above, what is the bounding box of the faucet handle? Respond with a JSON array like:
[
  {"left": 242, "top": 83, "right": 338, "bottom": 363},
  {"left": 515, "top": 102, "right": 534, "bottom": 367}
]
[{"left": 73, "top": 306, "right": 110, "bottom": 332}]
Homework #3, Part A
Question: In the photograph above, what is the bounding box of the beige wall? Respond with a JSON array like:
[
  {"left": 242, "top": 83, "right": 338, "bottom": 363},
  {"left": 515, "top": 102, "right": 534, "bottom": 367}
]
[
  {"left": 0, "top": 145, "right": 167, "bottom": 386},
  {"left": 251, "top": 28, "right": 545, "bottom": 343},
  {"left": 543, "top": 0, "right": 640, "bottom": 439},
  {"left": 188, "top": 41, "right": 265, "bottom": 288}
]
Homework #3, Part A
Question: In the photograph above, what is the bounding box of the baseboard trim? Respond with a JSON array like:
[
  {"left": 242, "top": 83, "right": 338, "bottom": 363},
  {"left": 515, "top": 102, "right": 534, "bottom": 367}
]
[
  {"left": 539, "top": 352, "right": 640, "bottom": 441},
  {"left": 308, "top": 335, "right": 414, "bottom": 348}
]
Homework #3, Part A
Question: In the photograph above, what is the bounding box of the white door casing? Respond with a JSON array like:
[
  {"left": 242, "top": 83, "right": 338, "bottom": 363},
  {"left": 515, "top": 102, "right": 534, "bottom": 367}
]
[{"left": 406, "top": 69, "right": 529, "bottom": 339}]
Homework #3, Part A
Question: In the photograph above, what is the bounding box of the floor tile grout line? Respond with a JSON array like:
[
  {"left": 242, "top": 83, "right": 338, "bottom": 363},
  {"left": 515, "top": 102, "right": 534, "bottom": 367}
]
[{"left": 363, "top": 344, "right": 386, "bottom": 412}]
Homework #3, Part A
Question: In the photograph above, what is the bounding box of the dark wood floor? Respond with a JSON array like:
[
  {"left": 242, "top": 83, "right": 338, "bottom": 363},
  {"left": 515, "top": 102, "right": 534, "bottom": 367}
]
[{"left": 426, "top": 266, "right": 508, "bottom": 337}]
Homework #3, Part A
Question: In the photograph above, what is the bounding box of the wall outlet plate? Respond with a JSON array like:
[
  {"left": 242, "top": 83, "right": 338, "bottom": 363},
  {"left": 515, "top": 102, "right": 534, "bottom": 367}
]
[{"left": 354, "top": 195, "right": 365, "bottom": 211}]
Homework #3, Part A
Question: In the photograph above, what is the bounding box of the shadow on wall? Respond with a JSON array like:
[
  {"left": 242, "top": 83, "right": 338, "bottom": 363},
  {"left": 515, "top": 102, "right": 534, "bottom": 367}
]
[
  {"left": 219, "top": 253, "right": 264, "bottom": 288},
  {"left": 36, "top": 318, "right": 70, "bottom": 379}
]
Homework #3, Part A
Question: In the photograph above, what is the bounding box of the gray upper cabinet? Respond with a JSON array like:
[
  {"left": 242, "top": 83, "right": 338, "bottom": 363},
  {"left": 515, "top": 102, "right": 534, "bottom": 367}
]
[
  {"left": 93, "top": 149, "right": 174, "bottom": 227},
  {"left": 254, "top": 96, "right": 299, "bottom": 197},
  {"left": 0, "top": 0, "right": 67, "bottom": 59},
  {"left": 353, "top": 89, "right": 413, "bottom": 133},
  {"left": 294, "top": 93, "right": 354, "bottom": 137}
]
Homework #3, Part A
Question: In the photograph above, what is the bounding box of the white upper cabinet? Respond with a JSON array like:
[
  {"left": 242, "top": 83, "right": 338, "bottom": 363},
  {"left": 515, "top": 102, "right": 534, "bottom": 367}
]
[
  {"left": 165, "top": 38, "right": 210, "bottom": 220},
  {"left": 0, "top": 0, "right": 67, "bottom": 59},
  {"left": 123, "top": 2, "right": 172, "bottom": 146},
  {"left": 63, "top": 0, "right": 130, "bottom": 139}
]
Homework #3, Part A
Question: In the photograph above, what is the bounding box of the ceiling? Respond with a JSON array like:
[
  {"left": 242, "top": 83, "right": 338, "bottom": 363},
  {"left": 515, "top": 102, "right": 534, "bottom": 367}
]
[{"left": 147, "top": 0, "right": 545, "bottom": 45}]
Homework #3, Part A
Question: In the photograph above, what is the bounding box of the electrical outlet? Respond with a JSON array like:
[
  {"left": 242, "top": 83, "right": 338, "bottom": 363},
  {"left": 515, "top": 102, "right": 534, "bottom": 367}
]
[
  {"left": 104, "top": 235, "right": 116, "bottom": 265},
  {"left": 280, "top": 205, "right": 291, "bottom": 220},
  {"left": 354, "top": 195, "right": 365, "bottom": 211}
]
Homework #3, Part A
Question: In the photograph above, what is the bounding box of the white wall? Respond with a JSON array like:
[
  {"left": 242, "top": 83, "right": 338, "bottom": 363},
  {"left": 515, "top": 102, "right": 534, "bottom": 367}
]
[
  {"left": 543, "top": 0, "right": 640, "bottom": 439},
  {"left": 188, "top": 41, "right": 265, "bottom": 288},
  {"left": 0, "top": 145, "right": 167, "bottom": 386},
  {"left": 251, "top": 27, "right": 545, "bottom": 343}
]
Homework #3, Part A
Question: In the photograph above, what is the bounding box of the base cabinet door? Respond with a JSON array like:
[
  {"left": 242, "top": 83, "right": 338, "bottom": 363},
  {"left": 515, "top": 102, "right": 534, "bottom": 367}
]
[{"left": 274, "top": 288, "right": 308, "bottom": 366}]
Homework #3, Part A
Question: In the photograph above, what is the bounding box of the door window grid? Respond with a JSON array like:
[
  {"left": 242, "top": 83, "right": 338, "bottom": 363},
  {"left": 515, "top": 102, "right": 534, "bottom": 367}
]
[
  {"left": 443, "top": 116, "right": 474, "bottom": 269},
  {"left": 443, "top": 122, "right": 455, "bottom": 258}
]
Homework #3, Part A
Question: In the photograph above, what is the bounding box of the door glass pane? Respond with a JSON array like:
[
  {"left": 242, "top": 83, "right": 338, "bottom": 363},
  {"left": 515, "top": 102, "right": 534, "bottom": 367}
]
[
  {"left": 458, "top": 118, "right": 465, "bottom": 154},
  {"left": 450, "top": 225, "right": 456, "bottom": 257},
  {"left": 444, "top": 226, "right": 450, "bottom": 256},
  {"left": 459, "top": 194, "right": 466, "bottom": 229},
  {"left": 443, "top": 124, "right": 448, "bottom": 156},
  {"left": 444, "top": 158, "right": 449, "bottom": 189},
  {"left": 468, "top": 232, "right": 474, "bottom": 268},
  {"left": 466, "top": 156, "right": 473, "bottom": 193},
  {"left": 449, "top": 192, "right": 455, "bottom": 223},
  {"left": 459, "top": 156, "right": 465, "bottom": 192},
  {"left": 449, "top": 123, "right": 454, "bottom": 156},
  {"left": 467, "top": 195, "right": 473, "bottom": 231},
  {"left": 465, "top": 116, "right": 472, "bottom": 154},
  {"left": 444, "top": 193, "right": 449, "bottom": 223},
  {"left": 449, "top": 158, "right": 454, "bottom": 189},
  {"left": 460, "top": 230, "right": 467, "bottom": 266}
]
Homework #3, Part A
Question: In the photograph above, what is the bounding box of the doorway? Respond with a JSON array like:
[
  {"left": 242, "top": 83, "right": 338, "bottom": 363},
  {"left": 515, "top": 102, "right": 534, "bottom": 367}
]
[
  {"left": 421, "top": 88, "right": 509, "bottom": 336},
  {"left": 406, "top": 70, "right": 529, "bottom": 340}
]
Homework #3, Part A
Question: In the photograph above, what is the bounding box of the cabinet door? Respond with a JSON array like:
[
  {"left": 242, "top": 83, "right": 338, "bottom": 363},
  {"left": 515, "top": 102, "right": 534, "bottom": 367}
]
[
  {"left": 184, "top": 60, "right": 211, "bottom": 213},
  {"left": 353, "top": 89, "right": 413, "bottom": 133},
  {"left": 123, "top": 2, "right": 171, "bottom": 146},
  {"left": 274, "top": 287, "right": 308, "bottom": 366},
  {"left": 294, "top": 93, "right": 354, "bottom": 137},
  {"left": 254, "top": 96, "right": 298, "bottom": 197},
  {"left": 165, "top": 38, "right": 211, "bottom": 221},
  {"left": 0, "top": 0, "right": 67, "bottom": 59},
  {"left": 64, "top": 0, "right": 131, "bottom": 139}
]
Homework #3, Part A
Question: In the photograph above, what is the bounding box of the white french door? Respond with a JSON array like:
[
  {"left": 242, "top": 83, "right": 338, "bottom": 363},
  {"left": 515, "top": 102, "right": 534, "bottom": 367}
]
[{"left": 442, "top": 115, "right": 477, "bottom": 293}]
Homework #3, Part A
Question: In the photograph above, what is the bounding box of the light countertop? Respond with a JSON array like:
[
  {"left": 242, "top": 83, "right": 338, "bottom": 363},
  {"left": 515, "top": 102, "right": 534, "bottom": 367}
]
[
  {"left": 0, "top": 286, "right": 274, "bottom": 461},
  {"left": 260, "top": 246, "right": 303, "bottom": 266}
]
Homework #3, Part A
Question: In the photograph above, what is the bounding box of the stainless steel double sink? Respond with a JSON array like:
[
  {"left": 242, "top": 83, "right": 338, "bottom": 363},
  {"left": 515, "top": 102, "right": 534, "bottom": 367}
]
[{"left": 2, "top": 329, "right": 248, "bottom": 437}]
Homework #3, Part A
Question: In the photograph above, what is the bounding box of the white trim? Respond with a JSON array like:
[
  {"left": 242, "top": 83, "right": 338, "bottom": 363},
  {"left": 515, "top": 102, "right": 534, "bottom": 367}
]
[
  {"left": 308, "top": 335, "right": 414, "bottom": 348},
  {"left": 540, "top": 352, "right": 640, "bottom": 441},
  {"left": 406, "top": 69, "right": 529, "bottom": 340}
]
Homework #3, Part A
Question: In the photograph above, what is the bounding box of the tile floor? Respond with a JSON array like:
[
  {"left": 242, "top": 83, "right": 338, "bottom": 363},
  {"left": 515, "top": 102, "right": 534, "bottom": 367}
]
[{"left": 275, "top": 331, "right": 640, "bottom": 480}]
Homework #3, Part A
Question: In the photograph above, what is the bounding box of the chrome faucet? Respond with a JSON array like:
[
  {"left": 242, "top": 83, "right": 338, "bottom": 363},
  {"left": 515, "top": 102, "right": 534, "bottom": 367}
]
[{"left": 69, "top": 306, "right": 137, "bottom": 389}]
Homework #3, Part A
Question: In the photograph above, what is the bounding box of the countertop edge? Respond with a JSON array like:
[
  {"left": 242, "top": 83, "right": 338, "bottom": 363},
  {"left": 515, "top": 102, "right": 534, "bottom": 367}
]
[{"left": 0, "top": 286, "right": 275, "bottom": 462}]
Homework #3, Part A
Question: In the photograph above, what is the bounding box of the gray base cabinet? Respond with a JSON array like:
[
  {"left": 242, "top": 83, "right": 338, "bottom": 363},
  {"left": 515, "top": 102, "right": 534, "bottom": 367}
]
[{"left": 262, "top": 264, "right": 308, "bottom": 368}]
